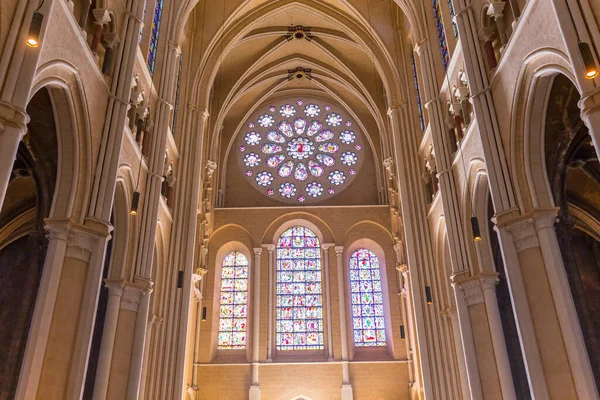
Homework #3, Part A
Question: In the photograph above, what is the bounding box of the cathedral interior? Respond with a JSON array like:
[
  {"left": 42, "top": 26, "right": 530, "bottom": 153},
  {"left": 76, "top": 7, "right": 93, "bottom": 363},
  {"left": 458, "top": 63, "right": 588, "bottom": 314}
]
[{"left": 2, "top": 0, "right": 600, "bottom": 399}]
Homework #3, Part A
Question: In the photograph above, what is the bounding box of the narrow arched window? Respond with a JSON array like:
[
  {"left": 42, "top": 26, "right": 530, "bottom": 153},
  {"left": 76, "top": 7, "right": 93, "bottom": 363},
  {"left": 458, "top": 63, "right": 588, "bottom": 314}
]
[
  {"left": 432, "top": 0, "right": 449, "bottom": 70},
  {"left": 172, "top": 53, "right": 183, "bottom": 135},
  {"left": 411, "top": 51, "right": 425, "bottom": 132},
  {"left": 276, "top": 226, "right": 324, "bottom": 350},
  {"left": 350, "top": 248, "right": 386, "bottom": 347},
  {"left": 217, "top": 251, "right": 249, "bottom": 350},
  {"left": 147, "top": 0, "right": 163, "bottom": 74}
]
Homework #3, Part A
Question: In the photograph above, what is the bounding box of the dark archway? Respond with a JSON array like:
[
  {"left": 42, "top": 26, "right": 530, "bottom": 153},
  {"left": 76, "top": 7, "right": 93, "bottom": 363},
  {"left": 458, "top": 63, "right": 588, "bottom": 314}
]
[
  {"left": 545, "top": 74, "right": 600, "bottom": 390},
  {"left": 0, "top": 88, "right": 58, "bottom": 399}
]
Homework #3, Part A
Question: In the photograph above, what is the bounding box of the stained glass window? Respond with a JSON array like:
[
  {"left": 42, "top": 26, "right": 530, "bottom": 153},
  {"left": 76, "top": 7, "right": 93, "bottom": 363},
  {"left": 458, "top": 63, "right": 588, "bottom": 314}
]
[
  {"left": 139, "top": 0, "right": 147, "bottom": 43},
  {"left": 350, "top": 249, "right": 386, "bottom": 347},
  {"left": 447, "top": 0, "right": 459, "bottom": 39},
  {"left": 276, "top": 226, "right": 324, "bottom": 350},
  {"left": 147, "top": 0, "right": 163, "bottom": 74},
  {"left": 432, "top": 0, "right": 450, "bottom": 70},
  {"left": 238, "top": 99, "right": 364, "bottom": 204},
  {"left": 218, "top": 251, "right": 249, "bottom": 350},
  {"left": 172, "top": 54, "right": 183, "bottom": 135},
  {"left": 411, "top": 51, "right": 425, "bottom": 132}
]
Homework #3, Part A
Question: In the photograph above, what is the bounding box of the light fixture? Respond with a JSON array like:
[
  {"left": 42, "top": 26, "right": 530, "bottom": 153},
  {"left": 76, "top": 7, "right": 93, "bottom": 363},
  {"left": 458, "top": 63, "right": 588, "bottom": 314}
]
[
  {"left": 471, "top": 216, "right": 482, "bottom": 242},
  {"left": 400, "top": 325, "right": 406, "bottom": 340},
  {"left": 579, "top": 42, "right": 599, "bottom": 79},
  {"left": 27, "top": 10, "right": 44, "bottom": 47},
  {"left": 130, "top": 191, "right": 140, "bottom": 215},
  {"left": 177, "top": 270, "right": 184, "bottom": 288},
  {"left": 202, "top": 306, "right": 207, "bottom": 322},
  {"left": 425, "top": 286, "right": 433, "bottom": 304}
]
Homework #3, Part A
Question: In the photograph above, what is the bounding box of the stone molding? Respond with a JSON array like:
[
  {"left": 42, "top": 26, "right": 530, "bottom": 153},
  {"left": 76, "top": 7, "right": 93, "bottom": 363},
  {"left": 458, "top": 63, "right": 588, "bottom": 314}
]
[
  {"left": 104, "top": 280, "right": 124, "bottom": 297},
  {"left": 459, "top": 278, "right": 484, "bottom": 306},
  {"left": 335, "top": 245, "right": 344, "bottom": 255},
  {"left": 506, "top": 218, "right": 539, "bottom": 252},
  {"left": 262, "top": 244, "right": 275, "bottom": 252},
  {"left": 253, "top": 247, "right": 263, "bottom": 257},
  {"left": 66, "top": 227, "right": 98, "bottom": 262},
  {"left": 44, "top": 220, "right": 70, "bottom": 242}
]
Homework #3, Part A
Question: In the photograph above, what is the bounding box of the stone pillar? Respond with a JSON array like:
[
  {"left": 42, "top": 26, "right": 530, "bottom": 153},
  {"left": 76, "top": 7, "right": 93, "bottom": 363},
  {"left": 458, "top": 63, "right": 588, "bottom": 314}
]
[
  {"left": 478, "top": 27, "right": 498, "bottom": 70},
  {"left": 487, "top": 1, "right": 508, "bottom": 46},
  {"left": 92, "top": 280, "right": 124, "bottom": 400},
  {"left": 250, "top": 248, "right": 262, "bottom": 399},
  {"left": 90, "top": 9, "right": 110, "bottom": 55},
  {"left": 101, "top": 33, "right": 119, "bottom": 77},
  {"left": 0, "top": 120, "right": 25, "bottom": 211},
  {"left": 502, "top": 216, "right": 580, "bottom": 398},
  {"left": 126, "top": 279, "right": 153, "bottom": 400},
  {"left": 264, "top": 244, "right": 275, "bottom": 361},
  {"left": 322, "top": 244, "right": 334, "bottom": 360},
  {"left": 446, "top": 308, "right": 470, "bottom": 400},
  {"left": 480, "top": 274, "right": 517, "bottom": 400},
  {"left": 335, "top": 246, "right": 353, "bottom": 400}
]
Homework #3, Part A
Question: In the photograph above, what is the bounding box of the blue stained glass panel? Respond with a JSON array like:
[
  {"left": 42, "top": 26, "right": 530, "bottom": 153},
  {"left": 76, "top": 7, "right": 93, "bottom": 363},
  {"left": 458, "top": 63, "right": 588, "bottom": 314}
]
[
  {"left": 447, "top": 0, "right": 459, "bottom": 39},
  {"left": 350, "top": 248, "right": 387, "bottom": 347},
  {"left": 172, "top": 54, "right": 183, "bottom": 135},
  {"left": 432, "top": 0, "right": 450, "bottom": 70},
  {"left": 147, "top": 0, "right": 163, "bottom": 74},
  {"left": 276, "top": 226, "right": 324, "bottom": 350}
]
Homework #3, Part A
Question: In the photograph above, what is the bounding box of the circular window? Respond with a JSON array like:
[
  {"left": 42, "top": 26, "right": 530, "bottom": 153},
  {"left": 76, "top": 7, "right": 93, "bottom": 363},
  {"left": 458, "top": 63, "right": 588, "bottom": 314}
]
[{"left": 238, "top": 98, "right": 364, "bottom": 204}]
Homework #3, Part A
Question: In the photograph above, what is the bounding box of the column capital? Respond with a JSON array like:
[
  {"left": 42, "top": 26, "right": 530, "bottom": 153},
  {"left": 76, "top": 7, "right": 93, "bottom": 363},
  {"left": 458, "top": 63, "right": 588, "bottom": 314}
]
[
  {"left": 262, "top": 243, "right": 276, "bottom": 252},
  {"left": 396, "top": 263, "right": 408, "bottom": 274},
  {"left": 480, "top": 272, "right": 500, "bottom": 290},
  {"left": 335, "top": 246, "right": 344, "bottom": 255},
  {"left": 92, "top": 8, "right": 111, "bottom": 25},
  {"left": 505, "top": 218, "right": 539, "bottom": 252},
  {"left": 44, "top": 219, "right": 71, "bottom": 242},
  {"left": 253, "top": 247, "right": 263, "bottom": 256},
  {"left": 322, "top": 243, "right": 334, "bottom": 251},
  {"left": 487, "top": 1, "right": 506, "bottom": 19},
  {"left": 121, "top": 284, "right": 146, "bottom": 311},
  {"left": 66, "top": 226, "right": 101, "bottom": 262},
  {"left": 458, "top": 278, "right": 484, "bottom": 306},
  {"left": 104, "top": 279, "right": 125, "bottom": 297}
]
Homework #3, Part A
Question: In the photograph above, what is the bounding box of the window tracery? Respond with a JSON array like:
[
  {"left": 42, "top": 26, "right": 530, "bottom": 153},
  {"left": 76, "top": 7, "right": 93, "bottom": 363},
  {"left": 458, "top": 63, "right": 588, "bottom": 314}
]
[
  {"left": 238, "top": 99, "right": 364, "bottom": 204},
  {"left": 276, "top": 226, "right": 324, "bottom": 350},
  {"left": 147, "top": 0, "right": 163, "bottom": 74},
  {"left": 350, "top": 248, "right": 386, "bottom": 347},
  {"left": 432, "top": 0, "right": 450, "bottom": 70},
  {"left": 217, "top": 251, "right": 249, "bottom": 350}
]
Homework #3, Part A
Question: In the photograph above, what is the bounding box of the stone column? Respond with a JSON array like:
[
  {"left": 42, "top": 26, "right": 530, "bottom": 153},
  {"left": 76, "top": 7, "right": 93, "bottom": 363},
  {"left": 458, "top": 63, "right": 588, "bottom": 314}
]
[
  {"left": 335, "top": 246, "right": 353, "bottom": 400},
  {"left": 126, "top": 279, "right": 153, "bottom": 400},
  {"left": 322, "top": 244, "right": 334, "bottom": 360},
  {"left": 480, "top": 274, "right": 516, "bottom": 400},
  {"left": 478, "top": 26, "right": 498, "bottom": 70},
  {"left": 446, "top": 308, "right": 470, "bottom": 400},
  {"left": 0, "top": 120, "right": 26, "bottom": 211},
  {"left": 579, "top": 89, "right": 600, "bottom": 163},
  {"left": 263, "top": 244, "right": 275, "bottom": 361},
  {"left": 487, "top": 1, "right": 508, "bottom": 46},
  {"left": 90, "top": 9, "right": 110, "bottom": 55},
  {"left": 92, "top": 280, "right": 124, "bottom": 400},
  {"left": 249, "top": 248, "right": 262, "bottom": 400},
  {"left": 101, "top": 33, "right": 119, "bottom": 77}
]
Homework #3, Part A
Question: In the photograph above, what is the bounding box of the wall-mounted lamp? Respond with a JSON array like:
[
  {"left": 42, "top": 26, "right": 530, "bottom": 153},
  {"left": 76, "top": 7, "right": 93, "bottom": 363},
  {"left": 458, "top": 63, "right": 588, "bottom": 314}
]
[
  {"left": 177, "top": 270, "right": 184, "bottom": 288},
  {"left": 471, "top": 216, "right": 482, "bottom": 242},
  {"left": 202, "top": 306, "right": 207, "bottom": 322},
  {"left": 425, "top": 286, "right": 433, "bottom": 304},
  {"left": 26, "top": 11, "right": 44, "bottom": 47},
  {"left": 130, "top": 191, "right": 140, "bottom": 216},
  {"left": 579, "top": 42, "right": 599, "bottom": 79},
  {"left": 400, "top": 324, "right": 406, "bottom": 340}
]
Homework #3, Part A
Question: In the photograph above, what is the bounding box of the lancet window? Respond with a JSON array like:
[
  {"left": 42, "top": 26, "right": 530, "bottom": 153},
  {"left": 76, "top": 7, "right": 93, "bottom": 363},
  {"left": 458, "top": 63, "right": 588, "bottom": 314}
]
[{"left": 217, "top": 251, "right": 249, "bottom": 350}]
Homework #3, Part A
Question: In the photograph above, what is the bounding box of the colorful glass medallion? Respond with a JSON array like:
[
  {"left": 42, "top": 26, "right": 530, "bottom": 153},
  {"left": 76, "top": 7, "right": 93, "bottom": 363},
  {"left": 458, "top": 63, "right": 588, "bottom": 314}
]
[
  {"left": 345, "top": 121, "right": 353, "bottom": 127},
  {"left": 217, "top": 251, "right": 249, "bottom": 349},
  {"left": 276, "top": 226, "right": 324, "bottom": 350},
  {"left": 279, "top": 182, "right": 297, "bottom": 198},
  {"left": 258, "top": 114, "right": 275, "bottom": 127},
  {"left": 298, "top": 196, "right": 305, "bottom": 203},
  {"left": 280, "top": 104, "right": 296, "bottom": 117},
  {"left": 269, "top": 105, "right": 276, "bottom": 112},
  {"left": 324, "top": 105, "right": 331, "bottom": 111},
  {"left": 316, "top": 153, "right": 336, "bottom": 167},
  {"left": 294, "top": 162, "right": 309, "bottom": 181},
  {"left": 350, "top": 248, "right": 386, "bottom": 347},
  {"left": 278, "top": 161, "right": 294, "bottom": 178},
  {"left": 349, "top": 169, "right": 357, "bottom": 175},
  {"left": 305, "top": 182, "right": 324, "bottom": 197},
  {"left": 267, "top": 188, "right": 275, "bottom": 195},
  {"left": 314, "top": 130, "right": 334, "bottom": 142},
  {"left": 256, "top": 171, "right": 274, "bottom": 186},
  {"left": 245, "top": 170, "right": 252, "bottom": 177},
  {"left": 325, "top": 113, "right": 342, "bottom": 126},
  {"left": 287, "top": 138, "right": 315, "bottom": 160},
  {"left": 248, "top": 122, "right": 255, "bottom": 128},
  {"left": 266, "top": 130, "right": 286, "bottom": 143},
  {"left": 308, "top": 160, "right": 324, "bottom": 177},
  {"left": 328, "top": 170, "right": 346, "bottom": 185},
  {"left": 266, "top": 154, "right": 286, "bottom": 168},
  {"left": 243, "top": 153, "right": 261, "bottom": 167},
  {"left": 239, "top": 146, "right": 246, "bottom": 152},
  {"left": 341, "top": 151, "right": 358, "bottom": 166},
  {"left": 306, "top": 120, "right": 323, "bottom": 136},
  {"left": 328, "top": 187, "right": 335, "bottom": 195},
  {"left": 262, "top": 143, "right": 283, "bottom": 154},
  {"left": 296, "top": 99, "right": 304, "bottom": 106},
  {"left": 278, "top": 121, "right": 294, "bottom": 137},
  {"left": 355, "top": 144, "right": 362, "bottom": 151},
  {"left": 245, "top": 131, "right": 261, "bottom": 146},
  {"left": 339, "top": 130, "right": 356, "bottom": 144},
  {"left": 304, "top": 104, "right": 321, "bottom": 117},
  {"left": 294, "top": 118, "right": 307, "bottom": 135},
  {"left": 318, "top": 142, "right": 339, "bottom": 154}
]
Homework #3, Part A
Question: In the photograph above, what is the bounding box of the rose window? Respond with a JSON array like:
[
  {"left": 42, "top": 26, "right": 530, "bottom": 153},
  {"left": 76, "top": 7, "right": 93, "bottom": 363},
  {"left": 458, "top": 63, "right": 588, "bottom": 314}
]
[{"left": 238, "top": 99, "right": 364, "bottom": 203}]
